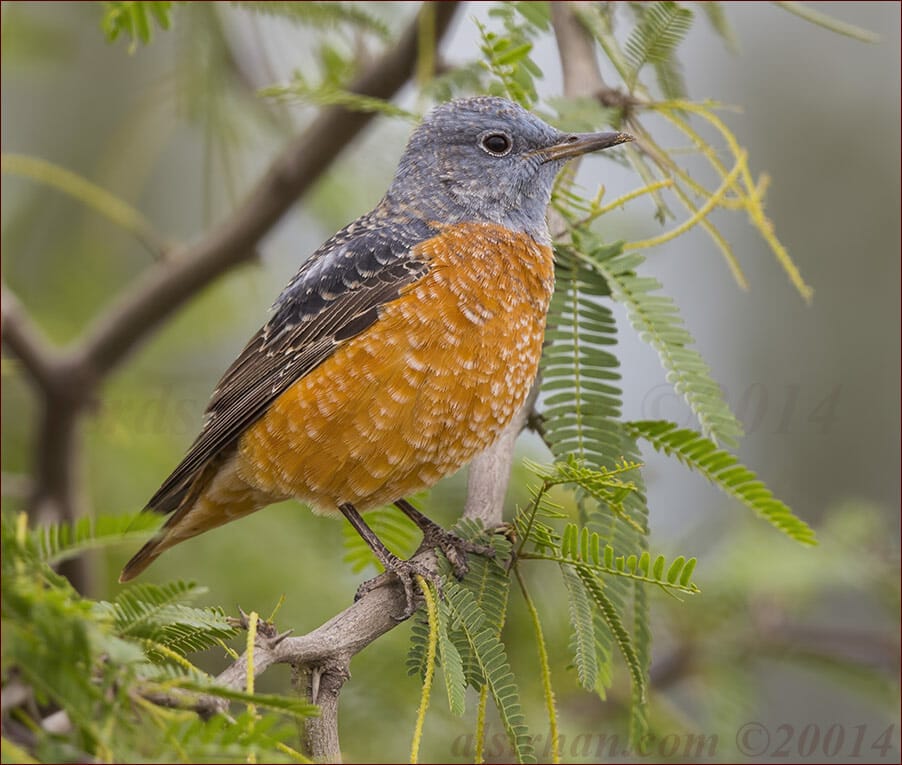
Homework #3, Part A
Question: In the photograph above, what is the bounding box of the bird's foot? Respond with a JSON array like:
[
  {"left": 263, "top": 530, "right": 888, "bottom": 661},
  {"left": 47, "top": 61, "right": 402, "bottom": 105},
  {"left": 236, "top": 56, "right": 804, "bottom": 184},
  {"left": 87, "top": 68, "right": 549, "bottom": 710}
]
[
  {"left": 354, "top": 554, "right": 441, "bottom": 621},
  {"left": 418, "top": 525, "right": 496, "bottom": 580}
]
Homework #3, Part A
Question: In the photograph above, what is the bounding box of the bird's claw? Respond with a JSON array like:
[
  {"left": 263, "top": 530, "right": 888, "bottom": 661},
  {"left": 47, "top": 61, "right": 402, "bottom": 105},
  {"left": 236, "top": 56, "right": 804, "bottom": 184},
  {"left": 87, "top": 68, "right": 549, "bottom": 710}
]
[
  {"left": 354, "top": 555, "right": 441, "bottom": 620},
  {"left": 419, "top": 526, "right": 495, "bottom": 580}
]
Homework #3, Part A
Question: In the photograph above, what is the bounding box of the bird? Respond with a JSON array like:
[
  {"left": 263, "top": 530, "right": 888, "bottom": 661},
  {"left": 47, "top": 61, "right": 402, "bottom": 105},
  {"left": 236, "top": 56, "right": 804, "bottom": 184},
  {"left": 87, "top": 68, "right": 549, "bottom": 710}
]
[{"left": 120, "top": 96, "right": 632, "bottom": 616}]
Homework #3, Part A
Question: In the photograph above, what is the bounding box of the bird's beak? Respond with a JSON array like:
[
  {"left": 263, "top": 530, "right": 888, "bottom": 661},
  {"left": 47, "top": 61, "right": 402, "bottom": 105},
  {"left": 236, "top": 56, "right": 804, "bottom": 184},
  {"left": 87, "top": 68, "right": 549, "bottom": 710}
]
[{"left": 540, "top": 131, "right": 634, "bottom": 163}]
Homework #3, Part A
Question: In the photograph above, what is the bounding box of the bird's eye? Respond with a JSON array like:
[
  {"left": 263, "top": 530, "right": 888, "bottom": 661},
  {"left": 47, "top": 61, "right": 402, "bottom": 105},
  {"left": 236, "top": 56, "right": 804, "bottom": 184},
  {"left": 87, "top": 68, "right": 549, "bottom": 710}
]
[{"left": 479, "top": 132, "right": 512, "bottom": 156}]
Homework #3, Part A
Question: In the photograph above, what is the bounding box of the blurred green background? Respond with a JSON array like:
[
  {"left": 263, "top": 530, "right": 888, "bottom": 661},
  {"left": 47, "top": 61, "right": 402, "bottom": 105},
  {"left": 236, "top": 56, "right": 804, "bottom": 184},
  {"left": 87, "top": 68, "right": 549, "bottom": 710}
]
[{"left": 2, "top": 2, "right": 899, "bottom": 762}]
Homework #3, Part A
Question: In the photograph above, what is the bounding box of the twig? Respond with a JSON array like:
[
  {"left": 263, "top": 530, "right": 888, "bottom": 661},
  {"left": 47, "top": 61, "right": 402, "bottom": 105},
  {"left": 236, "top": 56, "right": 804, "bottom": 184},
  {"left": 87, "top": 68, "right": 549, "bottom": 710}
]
[
  {"left": 0, "top": 286, "right": 65, "bottom": 398},
  {"left": 551, "top": 1, "right": 606, "bottom": 99}
]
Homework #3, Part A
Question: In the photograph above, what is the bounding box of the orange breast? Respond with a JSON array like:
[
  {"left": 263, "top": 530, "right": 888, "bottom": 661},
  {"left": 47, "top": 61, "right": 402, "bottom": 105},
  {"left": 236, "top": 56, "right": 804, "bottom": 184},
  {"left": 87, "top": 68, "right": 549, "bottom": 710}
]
[{"left": 236, "top": 222, "right": 554, "bottom": 513}]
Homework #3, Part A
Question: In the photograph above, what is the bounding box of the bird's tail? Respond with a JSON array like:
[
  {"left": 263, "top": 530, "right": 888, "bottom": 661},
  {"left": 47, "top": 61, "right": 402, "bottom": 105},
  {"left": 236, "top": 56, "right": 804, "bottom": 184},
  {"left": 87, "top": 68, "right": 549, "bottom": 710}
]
[
  {"left": 119, "top": 532, "right": 168, "bottom": 582},
  {"left": 119, "top": 456, "right": 266, "bottom": 582}
]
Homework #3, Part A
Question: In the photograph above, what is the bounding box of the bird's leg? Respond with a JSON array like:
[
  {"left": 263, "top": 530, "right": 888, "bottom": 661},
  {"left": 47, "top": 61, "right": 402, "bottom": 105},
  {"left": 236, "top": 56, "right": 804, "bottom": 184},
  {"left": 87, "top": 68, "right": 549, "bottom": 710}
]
[
  {"left": 394, "top": 499, "right": 495, "bottom": 580},
  {"left": 338, "top": 502, "right": 437, "bottom": 620}
]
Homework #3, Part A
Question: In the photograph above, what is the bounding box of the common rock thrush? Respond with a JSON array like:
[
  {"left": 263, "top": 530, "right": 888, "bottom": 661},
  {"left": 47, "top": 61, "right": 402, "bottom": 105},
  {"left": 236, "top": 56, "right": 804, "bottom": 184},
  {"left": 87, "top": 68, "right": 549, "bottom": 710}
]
[{"left": 121, "top": 96, "right": 632, "bottom": 616}]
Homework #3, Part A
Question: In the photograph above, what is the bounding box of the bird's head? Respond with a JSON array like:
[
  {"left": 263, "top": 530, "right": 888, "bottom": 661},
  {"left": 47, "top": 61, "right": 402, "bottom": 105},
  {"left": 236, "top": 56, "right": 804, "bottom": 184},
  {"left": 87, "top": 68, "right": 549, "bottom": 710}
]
[{"left": 386, "top": 96, "right": 632, "bottom": 242}]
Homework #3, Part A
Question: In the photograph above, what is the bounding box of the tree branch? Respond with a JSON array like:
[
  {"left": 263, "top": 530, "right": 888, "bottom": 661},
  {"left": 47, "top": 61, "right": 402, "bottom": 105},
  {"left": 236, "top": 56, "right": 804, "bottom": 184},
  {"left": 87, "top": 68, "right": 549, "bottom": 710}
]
[
  {"left": 551, "top": 1, "right": 607, "bottom": 98},
  {"left": 172, "top": 554, "right": 437, "bottom": 762},
  {"left": 0, "top": 286, "right": 66, "bottom": 398},
  {"left": 76, "top": 1, "right": 460, "bottom": 381}
]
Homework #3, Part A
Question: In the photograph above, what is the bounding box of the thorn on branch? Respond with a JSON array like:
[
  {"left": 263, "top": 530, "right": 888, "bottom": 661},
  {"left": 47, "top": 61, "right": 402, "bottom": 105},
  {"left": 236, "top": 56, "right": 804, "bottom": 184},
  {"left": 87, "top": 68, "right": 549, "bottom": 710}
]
[{"left": 228, "top": 606, "right": 280, "bottom": 641}]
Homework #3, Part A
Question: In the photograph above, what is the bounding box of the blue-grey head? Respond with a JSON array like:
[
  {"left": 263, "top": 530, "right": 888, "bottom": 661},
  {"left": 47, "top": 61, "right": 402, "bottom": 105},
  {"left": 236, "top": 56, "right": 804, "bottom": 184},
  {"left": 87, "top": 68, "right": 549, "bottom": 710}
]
[{"left": 385, "top": 96, "right": 632, "bottom": 242}]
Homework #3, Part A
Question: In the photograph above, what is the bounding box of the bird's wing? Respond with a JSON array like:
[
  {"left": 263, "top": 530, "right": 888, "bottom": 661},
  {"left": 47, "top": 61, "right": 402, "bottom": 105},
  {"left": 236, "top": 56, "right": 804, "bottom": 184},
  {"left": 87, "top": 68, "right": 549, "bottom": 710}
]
[{"left": 145, "top": 214, "right": 437, "bottom": 514}]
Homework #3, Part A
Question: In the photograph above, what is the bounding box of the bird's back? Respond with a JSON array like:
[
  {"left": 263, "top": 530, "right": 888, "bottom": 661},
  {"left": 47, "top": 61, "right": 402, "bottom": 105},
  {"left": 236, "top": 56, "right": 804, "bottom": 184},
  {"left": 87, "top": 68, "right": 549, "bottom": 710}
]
[{"left": 237, "top": 219, "right": 555, "bottom": 512}]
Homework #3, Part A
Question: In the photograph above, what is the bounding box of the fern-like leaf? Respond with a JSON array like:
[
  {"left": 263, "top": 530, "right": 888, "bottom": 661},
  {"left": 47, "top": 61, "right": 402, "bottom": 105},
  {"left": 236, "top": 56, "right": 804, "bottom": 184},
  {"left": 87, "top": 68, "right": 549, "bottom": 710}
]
[
  {"left": 97, "top": 581, "right": 238, "bottom": 661},
  {"left": 102, "top": 581, "right": 205, "bottom": 636},
  {"left": 406, "top": 613, "right": 431, "bottom": 680},
  {"left": 446, "top": 581, "right": 536, "bottom": 764},
  {"left": 630, "top": 582, "right": 651, "bottom": 744},
  {"left": 451, "top": 524, "right": 512, "bottom": 689},
  {"left": 232, "top": 1, "right": 391, "bottom": 39},
  {"left": 407, "top": 522, "right": 510, "bottom": 689},
  {"left": 437, "top": 600, "right": 467, "bottom": 716},
  {"left": 541, "top": 244, "right": 622, "bottom": 466},
  {"left": 152, "top": 611, "right": 238, "bottom": 657},
  {"left": 625, "top": 420, "right": 817, "bottom": 544},
  {"left": 590, "top": 244, "right": 743, "bottom": 447},
  {"left": 624, "top": 2, "right": 694, "bottom": 91},
  {"left": 451, "top": 520, "right": 512, "bottom": 637},
  {"left": 539, "top": 238, "right": 653, "bottom": 736},
  {"left": 696, "top": 2, "right": 739, "bottom": 52},
  {"left": 28, "top": 512, "right": 161, "bottom": 565},
  {"left": 553, "top": 524, "right": 700, "bottom": 594},
  {"left": 573, "top": 567, "right": 647, "bottom": 705},
  {"left": 560, "top": 564, "right": 598, "bottom": 691}
]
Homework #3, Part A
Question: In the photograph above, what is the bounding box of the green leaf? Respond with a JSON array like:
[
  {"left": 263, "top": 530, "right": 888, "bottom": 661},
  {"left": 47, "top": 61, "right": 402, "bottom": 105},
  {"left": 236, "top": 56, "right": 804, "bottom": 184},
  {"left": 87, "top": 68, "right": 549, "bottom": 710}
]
[
  {"left": 475, "top": 3, "right": 545, "bottom": 108},
  {"left": 513, "top": 1, "right": 551, "bottom": 30},
  {"left": 630, "top": 581, "right": 651, "bottom": 745},
  {"left": 541, "top": 534, "right": 698, "bottom": 592},
  {"left": 231, "top": 1, "right": 391, "bottom": 40},
  {"left": 538, "top": 236, "right": 653, "bottom": 740},
  {"left": 773, "top": 2, "right": 879, "bottom": 43},
  {"left": 590, "top": 245, "right": 743, "bottom": 447},
  {"left": 98, "top": 581, "right": 240, "bottom": 660},
  {"left": 446, "top": 581, "right": 535, "bottom": 764},
  {"left": 541, "top": 244, "right": 623, "bottom": 467},
  {"left": 25, "top": 512, "right": 161, "bottom": 566},
  {"left": 696, "top": 2, "right": 739, "bottom": 52},
  {"left": 679, "top": 557, "right": 697, "bottom": 586},
  {"left": 666, "top": 556, "right": 686, "bottom": 584},
  {"left": 406, "top": 613, "right": 431, "bottom": 679},
  {"left": 624, "top": 2, "right": 694, "bottom": 90},
  {"left": 573, "top": 568, "right": 647, "bottom": 705},
  {"left": 437, "top": 600, "right": 467, "bottom": 716},
  {"left": 560, "top": 565, "right": 598, "bottom": 691},
  {"left": 101, "top": 2, "right": 174, "bottom": 49},
  {"left": 625, "top": 420, "right": 817, "bottom": 544},
  {"left": 451, "top": 520, "right": 513, "bottom": 639}
]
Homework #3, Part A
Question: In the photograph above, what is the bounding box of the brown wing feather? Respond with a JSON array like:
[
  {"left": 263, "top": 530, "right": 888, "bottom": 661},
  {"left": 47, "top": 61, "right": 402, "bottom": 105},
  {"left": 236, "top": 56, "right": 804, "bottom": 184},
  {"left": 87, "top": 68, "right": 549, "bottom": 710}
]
[{"left": 144, "top": 213, "right": 435, "bottom": 515}]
